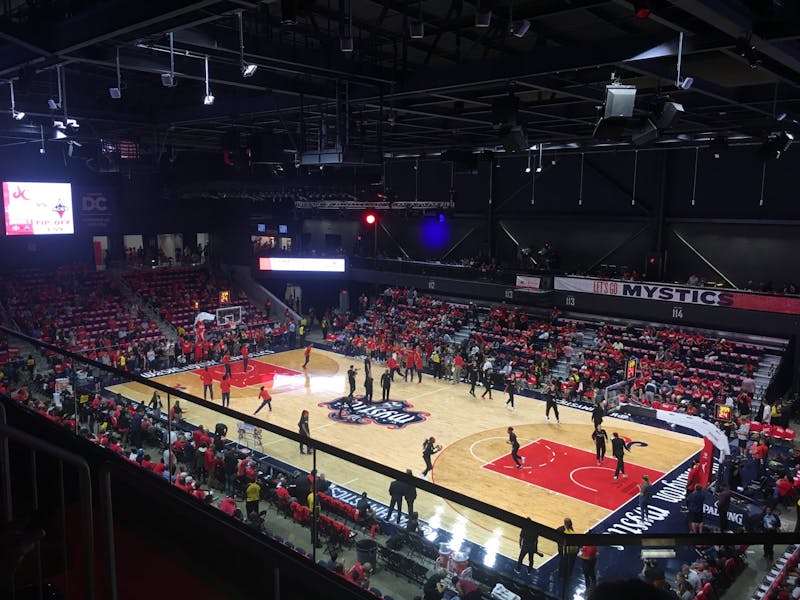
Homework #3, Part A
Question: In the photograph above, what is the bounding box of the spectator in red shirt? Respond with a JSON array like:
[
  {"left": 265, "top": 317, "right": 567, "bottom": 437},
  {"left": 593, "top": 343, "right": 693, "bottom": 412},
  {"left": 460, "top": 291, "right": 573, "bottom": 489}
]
[
  {"left": 219, "top": 496, "right": 237, "bottom": 516},
  {"left": 220, "top": 374, "right": 231, "bottom": 408},
  {"left": 200, "top": 367, "right": 214, "bottom": 401},
  {"left": 222, "top": 352, "right": 231, "bottom": 378},
  {"left": 254, "top": 386, "right": 272, "bottom": 415}
]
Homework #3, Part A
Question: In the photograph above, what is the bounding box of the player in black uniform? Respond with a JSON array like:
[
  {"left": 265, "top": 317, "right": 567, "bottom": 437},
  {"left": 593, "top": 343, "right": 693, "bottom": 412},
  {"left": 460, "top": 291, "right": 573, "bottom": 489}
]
[
  {"left": 468, "top": 361, "right": 479, "bottom": 397},
  {"left": 505, "top": 374, "right": 517, "bottom": 411},
  {"left": 611, "top": 432, "right": 628, "bottom": 479},
  {"left": 347, "top": 365, "right": 357, "bottom": 398},
  {"left": 545, "top": 378, "right": 561, "bottom": 423},
  {"left": 507, "top": 426, "right": 524, "bottom": 468},
  {"left": 591, "top": 424, "right": 608, "bottom": 465}
]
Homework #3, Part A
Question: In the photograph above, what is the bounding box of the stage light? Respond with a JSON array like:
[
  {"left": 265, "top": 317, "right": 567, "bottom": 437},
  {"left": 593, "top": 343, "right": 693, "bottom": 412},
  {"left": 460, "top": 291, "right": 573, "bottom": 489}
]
[
  {"left": 438, "top": 213, "right": 445, "bottom": 222},
  {"left": 709, "top": 137, "right": 727, "bottom": 159},
  {"left": 510, "top": 19, "right": 530, "bottom": 38},
  {"left": 409, "top": 21, "right": 425, "bottom": 38},
  {"left": 365, "top": 213, "right": 377, "bottom": 225},
  {"left": 340, "top": 36, "right": 354, "bottom": 52},
  {"left": 736, "top": 37, "right": 761, "bottom": 69},
  {"left": 237, "top": 12, "right": 259, "bottom": 77},
  {"left": 633, "top": 0, "right": 651, "bottom": 18},
  {"left": 162, "top": 32, "right": 177, "bottom": 87},
  {"left": 109, "top": 47, "right": 122, "bottom": 98},
  {"left": 203, "top": 55, "right": 214, "bottom": 106},
  {"left": 475, "top": 8, "right": 491, "bottom": 27},
  {"left": 8, "top": 80, "right": 24, "bottom": 121},
  {"left": 758, "top": 131, "right": 794, "bottom": 161},
  {"left": 604, "top": 82, "right": 637, "bottom": 118},
  {"left": 524, "top": 150, "right": 531, "bottom": 173}
]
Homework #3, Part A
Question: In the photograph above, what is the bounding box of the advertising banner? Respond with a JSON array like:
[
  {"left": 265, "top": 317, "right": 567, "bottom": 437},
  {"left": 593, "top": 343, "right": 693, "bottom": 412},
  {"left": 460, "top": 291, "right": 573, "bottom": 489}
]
[
  {"left": 554, "top": 276, "right": 800, "bottom": 316},
  {"left": 515, "top": 274, "right": 542, "bottom": 291},
  {"left": 259, "top": 257, "right": 346, "bottom": 273},
  {"left": 75, "top": 189, "right": 117, "bottom": 233}
]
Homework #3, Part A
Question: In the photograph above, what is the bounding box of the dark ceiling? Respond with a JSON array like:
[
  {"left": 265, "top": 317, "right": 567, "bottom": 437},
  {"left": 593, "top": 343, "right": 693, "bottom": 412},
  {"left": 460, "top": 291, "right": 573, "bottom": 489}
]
[{"left": 0, "top": 0, "right": 799, "bottom": 165}]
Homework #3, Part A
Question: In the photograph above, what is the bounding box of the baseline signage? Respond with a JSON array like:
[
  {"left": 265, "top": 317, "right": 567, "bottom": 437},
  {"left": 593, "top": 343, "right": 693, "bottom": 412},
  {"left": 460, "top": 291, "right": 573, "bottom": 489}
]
[
  {"left": 515, "top": 275, "right": 542, "bottom": 291},
  {"left": 554, "top": 276, "right": 800, "bottom": 316}
]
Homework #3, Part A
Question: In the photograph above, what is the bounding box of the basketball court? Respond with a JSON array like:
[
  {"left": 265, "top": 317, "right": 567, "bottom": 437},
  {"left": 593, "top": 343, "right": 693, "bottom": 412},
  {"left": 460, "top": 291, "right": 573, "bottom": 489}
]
[{"left": 108, "top": 347, "right": 704, "bottom": 562}]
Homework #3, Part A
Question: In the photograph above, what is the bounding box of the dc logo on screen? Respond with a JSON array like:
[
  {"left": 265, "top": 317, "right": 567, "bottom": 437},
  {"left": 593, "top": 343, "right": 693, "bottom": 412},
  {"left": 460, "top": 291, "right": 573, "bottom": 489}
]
[{"left": 319, "top": 397, "right": 429, "bottom": 429}]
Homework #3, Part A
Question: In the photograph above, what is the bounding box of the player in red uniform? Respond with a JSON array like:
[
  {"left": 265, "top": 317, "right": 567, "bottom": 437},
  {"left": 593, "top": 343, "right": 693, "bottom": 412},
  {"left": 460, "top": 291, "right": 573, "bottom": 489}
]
[
  {"left": 199, "top": 367, "right": 214, "bottom": 400},
  {"left": 303, "top": 344, "right": 312, "bottom": 368}
]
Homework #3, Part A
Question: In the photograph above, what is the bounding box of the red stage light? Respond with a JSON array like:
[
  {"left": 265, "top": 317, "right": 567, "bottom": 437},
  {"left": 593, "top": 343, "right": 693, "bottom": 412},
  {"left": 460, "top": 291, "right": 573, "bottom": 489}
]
[
  {"left": 365, "top": 213, "right": 377, "bottom": 225},
  {"left": 633, "top": 1, "right": 651, "bottom": 18}
]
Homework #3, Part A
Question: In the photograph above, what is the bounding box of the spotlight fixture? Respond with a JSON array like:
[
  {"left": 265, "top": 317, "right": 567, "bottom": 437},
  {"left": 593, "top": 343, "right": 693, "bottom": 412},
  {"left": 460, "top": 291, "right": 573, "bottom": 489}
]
[
  {"left": 237, "top": 12, "right": 258, "bottom": 77},
  {"left": 736, "top": 37, "right": 761, "bottom": 69},
  {"left": 203, "top": 55, "right": 214, "bottom": 106},
  {"left": 39, "top": 124, "right": 46, "bottom": 154},
  {"left": 410, "top": 0, "right": 424, "bottom": 38},
  {"left": 709, "top": 136, "right": 727, "bottom": 159},
  {"left": 604, "top": 81, "right": 637, "bottom": 118},
  {"left": 633, "top": 0, "right": 651, "bottom": 19},
  {"left": 8, "top": 80, "right": 25, "bottom": 120},
  {"left": 525, "top": 151, "right": 531, "bottom": 173},
  {"left": 109, "top": 47, "right": 122, "bottom": 98},
  {"left": 535, "top": 145, "right": 543, "bottom": 172},
  {"left": 48, "top": 65, "right": 63, "bottom": 110},
  {"left": 340, "top": 36, "right": 354, "bottom": 52},
  {"left": 758, "top": 131, "right": 794, "bottom": 161},
  {"left": 653, "top": 99, "right": 684, "bottom": 129},
  {"left": 162, "top": 32, "right": 177, "bottom": 87},
  {"left": 510, "top": 19, "right": 530, "bottom": 38},
  {"left": 675, "top": 33, "right": 693, "bottom": 90},
  {"left": 475, "top": 7, "right": 491, "bottom": 27}
]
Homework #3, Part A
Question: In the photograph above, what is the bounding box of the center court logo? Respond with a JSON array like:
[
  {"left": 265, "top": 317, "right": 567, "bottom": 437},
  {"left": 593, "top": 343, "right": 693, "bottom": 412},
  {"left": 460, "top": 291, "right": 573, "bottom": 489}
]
[{"left": 319, "top": 397, "right": 429, "bottom": 429}]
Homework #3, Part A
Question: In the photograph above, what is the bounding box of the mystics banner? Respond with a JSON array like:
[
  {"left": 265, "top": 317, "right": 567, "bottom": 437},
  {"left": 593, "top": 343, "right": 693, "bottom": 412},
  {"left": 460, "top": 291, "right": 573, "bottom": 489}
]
[
  {"left": 515, "top": 275, "right": 542, "bottom": 291},
  {"left": 697, "top": 437, "right": 715, "bottom": 488},
  {"left": 555, "top": 276, "right": 800, "bottom": 316}
]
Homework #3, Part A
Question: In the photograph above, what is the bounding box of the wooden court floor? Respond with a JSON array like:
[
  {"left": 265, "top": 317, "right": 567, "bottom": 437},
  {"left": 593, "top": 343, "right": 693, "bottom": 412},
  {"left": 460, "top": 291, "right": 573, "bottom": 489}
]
[{"left": 109, "top": 348, "right": 703, "bottom": 562}]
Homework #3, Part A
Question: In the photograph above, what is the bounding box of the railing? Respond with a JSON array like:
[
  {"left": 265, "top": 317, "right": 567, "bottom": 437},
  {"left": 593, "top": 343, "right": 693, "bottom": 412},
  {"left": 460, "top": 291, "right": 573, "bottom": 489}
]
[
  {"left": 3, "top": 325, "right": 800, "bottom": 600},
  {"left": 0, "top": 404, "right": 99, "bottom": 600}
]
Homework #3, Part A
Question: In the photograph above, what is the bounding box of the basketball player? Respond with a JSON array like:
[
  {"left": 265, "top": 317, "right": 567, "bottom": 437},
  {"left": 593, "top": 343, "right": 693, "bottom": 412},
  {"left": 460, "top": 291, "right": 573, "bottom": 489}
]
[
  {"left": 592, "top": 424, "right": 608, "bottom": 465},
  {"left": 505, "top": 375, "right": 517, "bottom": 411},
  {"left": 302, "top": 344, "right": 312, "bottom": 369},
  {"left": 545, "top": 379, "right": 560, "bottom": 423},
  {"left": 515, "top": 518, "right": 544, "bottom": 575},
  {"left": 380, "top": 368, "right": 391, "bottom": 401},
  {"left": 364, "top": 372, "right": 374, "bottom": 403},
  {"left": 481, "top": 368, "right": 493, "bottom": 399},
  {"left": 298, "top": 409, "right": 311, "bottom": 454},
  {"left": 591, "top": 400, "right": 605, "bottom": 428},
  {"left": 421, "top": 437, "right": 442, "bottom": 478},
  {"left": 507, "top": 426, "right": 524, "bottom": 468},
  {"left": 253, "top": 386, "right": 272, "bottom": 414},
  {"left": 611, "top": 432, "right": 628, "bottom": 479},
  {"left": 468, "top": 361, "right": 479, "bottom": 397},
  {"left": 347, "top": 365, "right": 357, "bottom": 398}
]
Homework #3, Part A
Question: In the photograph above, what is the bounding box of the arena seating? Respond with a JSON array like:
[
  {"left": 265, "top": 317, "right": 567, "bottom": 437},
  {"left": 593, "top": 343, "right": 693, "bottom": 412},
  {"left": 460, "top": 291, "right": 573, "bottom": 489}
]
[
  {"left": 1, "top": 266, "right": 162, "bottom": 355},
  {"left": 123, "top": 267, "right": 272, "bottom": 333}
]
